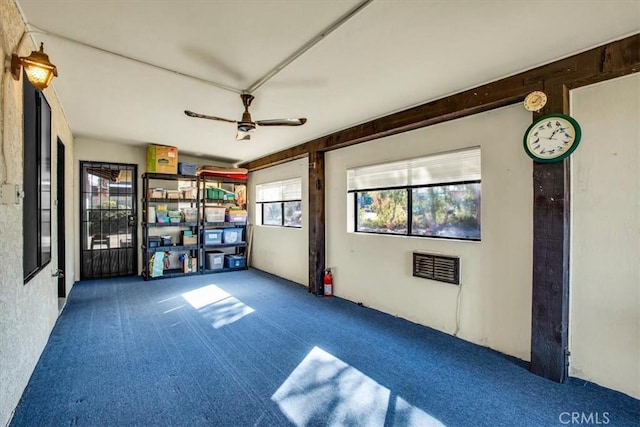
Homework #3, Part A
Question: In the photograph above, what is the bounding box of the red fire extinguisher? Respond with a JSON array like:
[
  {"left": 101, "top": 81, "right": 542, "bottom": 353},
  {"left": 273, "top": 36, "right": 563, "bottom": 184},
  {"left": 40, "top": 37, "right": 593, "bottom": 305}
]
[{"left": 324, "top": 268, "right": 333, "bottom": 297}]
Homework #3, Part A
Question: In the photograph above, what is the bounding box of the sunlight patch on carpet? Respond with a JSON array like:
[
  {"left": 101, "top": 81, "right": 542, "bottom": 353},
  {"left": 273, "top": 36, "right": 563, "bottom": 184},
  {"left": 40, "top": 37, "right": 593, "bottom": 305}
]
[
  {"left": 182, "top": 284, "right": 231, "bottom": 309},
  {"left": 272, "top": 346, "right": 445, "bottom": 427},
  {"left": 182, "top": 284, "right": 254, "bottom": 328}
]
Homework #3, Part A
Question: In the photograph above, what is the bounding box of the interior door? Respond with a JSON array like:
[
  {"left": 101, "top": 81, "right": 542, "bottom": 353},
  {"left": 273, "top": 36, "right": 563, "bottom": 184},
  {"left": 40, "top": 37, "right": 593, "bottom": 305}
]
[{"left": 80, "top": 162, "right": 137, "bottom": 279}]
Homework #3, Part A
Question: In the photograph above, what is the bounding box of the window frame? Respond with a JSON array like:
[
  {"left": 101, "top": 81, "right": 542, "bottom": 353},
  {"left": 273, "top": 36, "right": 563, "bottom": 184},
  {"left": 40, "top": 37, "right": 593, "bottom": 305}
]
[
  {"left": 348, "top": 147, "right": 481, "bottom": 242},
  {"left": 255, "top": 178, "right": 302, "bottom": 229},
  {"left": 351, "top": 180, "right": 481, "bottom": 241},
  {"left": 23, "top": 76, "right": 52, "bottom": 283},
  {"left": 257, "top": 199, "right": 303, "bottom": 228}
]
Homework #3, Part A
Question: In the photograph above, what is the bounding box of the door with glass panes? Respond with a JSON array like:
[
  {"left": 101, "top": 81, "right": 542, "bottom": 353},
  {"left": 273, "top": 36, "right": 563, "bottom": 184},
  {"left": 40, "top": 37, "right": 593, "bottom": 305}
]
[{"left": 80, "top": 162, "right": 137, "bottom": 279}]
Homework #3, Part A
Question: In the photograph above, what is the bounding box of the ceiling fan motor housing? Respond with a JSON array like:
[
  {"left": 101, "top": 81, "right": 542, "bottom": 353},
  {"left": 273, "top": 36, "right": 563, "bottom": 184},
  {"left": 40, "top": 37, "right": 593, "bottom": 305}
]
[
  {"left": 238, "top": 121, "right": 256, "bottom": 132},
  {"left": 238, "top": 110, "right": 256, "bottom": 132}
]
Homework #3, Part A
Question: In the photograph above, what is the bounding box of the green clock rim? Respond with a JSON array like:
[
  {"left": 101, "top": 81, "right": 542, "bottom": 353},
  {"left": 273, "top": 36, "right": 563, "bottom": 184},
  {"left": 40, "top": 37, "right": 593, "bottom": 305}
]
[{"left": 523, "top": 113, "right": 582, "bottom": 163}]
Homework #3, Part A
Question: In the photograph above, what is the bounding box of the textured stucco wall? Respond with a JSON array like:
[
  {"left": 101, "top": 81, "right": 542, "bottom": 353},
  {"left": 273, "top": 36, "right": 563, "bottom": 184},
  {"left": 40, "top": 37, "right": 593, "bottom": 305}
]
[{"left": 0, "top": 0, "right": 75, "bottom": 425}]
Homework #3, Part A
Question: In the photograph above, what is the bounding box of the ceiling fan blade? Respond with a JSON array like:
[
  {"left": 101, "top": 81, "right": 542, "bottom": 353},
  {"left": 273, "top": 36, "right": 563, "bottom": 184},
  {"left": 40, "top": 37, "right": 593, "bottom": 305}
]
[
  {"left": 184, "top": 110, "right": 236, "bottom": 124},
  {"left": 256, "top": 118, "right": 307, "bottom": 127}
]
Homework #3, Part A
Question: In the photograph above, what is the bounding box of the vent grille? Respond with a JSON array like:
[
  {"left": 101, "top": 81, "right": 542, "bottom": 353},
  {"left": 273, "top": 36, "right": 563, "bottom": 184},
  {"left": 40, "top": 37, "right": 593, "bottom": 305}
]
[{"left": 413, "top": 252, "right": 460, "bottom": 285}]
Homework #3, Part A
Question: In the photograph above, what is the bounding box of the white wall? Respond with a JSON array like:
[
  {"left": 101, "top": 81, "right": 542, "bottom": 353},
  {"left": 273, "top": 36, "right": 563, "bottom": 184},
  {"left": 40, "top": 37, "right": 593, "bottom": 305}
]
[
  {"left": 570, "top": 74, "right": 640, "bottom": 399},
  {"left": 325, "top": 105, "right": 533, "bottom": 360},
  {"left": 0, "top": 0, "right": 75, "bottom": 424},
  {"left": 73, "top": 137, "right": 230, "bottom": 278},
  {"left": 248, "top": 157, "right": 309, "bottom": 286}
]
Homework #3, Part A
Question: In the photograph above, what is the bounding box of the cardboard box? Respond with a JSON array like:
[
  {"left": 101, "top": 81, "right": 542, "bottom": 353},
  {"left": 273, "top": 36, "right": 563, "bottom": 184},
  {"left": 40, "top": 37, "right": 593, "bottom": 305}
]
[
  {"left": 147, "top": 144, "right": 178, "bottom": 174},
  {"left": 182, "top": 256, "right": 198, "bottom": 273},
  {"left": 182, "top": 235, "right": 197, "bottom": 245}
]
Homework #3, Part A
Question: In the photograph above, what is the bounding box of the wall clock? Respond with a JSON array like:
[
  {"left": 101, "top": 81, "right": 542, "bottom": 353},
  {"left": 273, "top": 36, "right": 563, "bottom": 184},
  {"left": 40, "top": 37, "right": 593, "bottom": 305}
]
[
  {"left": 523, "top": 91, "right": 547, "bottom": 112},
  {"left": 523, "top": 113, "right": 582, "bottom": 163}
]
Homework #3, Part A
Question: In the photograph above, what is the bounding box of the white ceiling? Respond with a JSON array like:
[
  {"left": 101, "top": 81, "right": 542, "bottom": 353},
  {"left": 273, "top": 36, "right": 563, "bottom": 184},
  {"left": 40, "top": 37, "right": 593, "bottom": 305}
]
[{"left": 15, "top": 0, "right": 640, "bottom": 165}]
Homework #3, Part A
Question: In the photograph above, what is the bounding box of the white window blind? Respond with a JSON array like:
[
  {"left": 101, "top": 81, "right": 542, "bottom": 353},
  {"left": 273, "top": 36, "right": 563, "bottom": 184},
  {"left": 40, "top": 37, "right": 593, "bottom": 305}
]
[
  {"left": 347, "top": 146, "right": 481, "bottom": 191},
  {"left": 256, "top": 178, "right": 302, "bottom": 202}
]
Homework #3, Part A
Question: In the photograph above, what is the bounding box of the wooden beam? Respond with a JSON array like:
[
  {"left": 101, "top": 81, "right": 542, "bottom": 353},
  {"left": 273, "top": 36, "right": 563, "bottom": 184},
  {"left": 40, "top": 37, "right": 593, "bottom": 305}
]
[{"left": 308, "top": 150, "right": 325, "bottom": 295}]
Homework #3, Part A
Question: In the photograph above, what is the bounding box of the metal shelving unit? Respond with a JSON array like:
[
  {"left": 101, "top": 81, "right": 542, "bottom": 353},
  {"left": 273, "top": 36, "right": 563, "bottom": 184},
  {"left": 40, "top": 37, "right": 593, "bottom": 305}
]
[
  {"left": 141, "top": 173, "right": 200, "bottom": 280},
  {"left": 141, "top": 172, "right": 248, "bottom": 280}
]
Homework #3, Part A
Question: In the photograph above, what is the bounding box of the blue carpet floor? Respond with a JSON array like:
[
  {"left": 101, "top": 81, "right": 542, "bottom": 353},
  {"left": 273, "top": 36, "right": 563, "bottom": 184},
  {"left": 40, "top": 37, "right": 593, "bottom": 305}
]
[{"left": 10, "top": 270, "right": 639, "bottom": 426}]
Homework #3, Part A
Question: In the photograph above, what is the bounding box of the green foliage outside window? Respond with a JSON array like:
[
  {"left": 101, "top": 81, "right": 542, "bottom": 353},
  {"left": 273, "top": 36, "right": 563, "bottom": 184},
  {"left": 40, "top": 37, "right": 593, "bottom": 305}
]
[
  {"left": 357, "top": 190, "right": 407, "bottom": 234},
  {"left": 355, "top": 182, "right": 480, "bottom": 240},
  {"left": 412, "top": 183, "right": 480, "bottom": 239},
  {"left": 89, "top": 200, "right": 132, "bottom": 236}
]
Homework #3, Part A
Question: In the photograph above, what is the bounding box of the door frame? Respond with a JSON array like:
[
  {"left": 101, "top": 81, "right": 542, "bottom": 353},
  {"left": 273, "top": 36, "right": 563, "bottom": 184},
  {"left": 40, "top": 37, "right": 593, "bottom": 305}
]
[
  {"left": 79, "top": 161, "right": 138, "bottom": 279},
  {"left": 57, "top": 138, "right": 66, "bottom": 296}
]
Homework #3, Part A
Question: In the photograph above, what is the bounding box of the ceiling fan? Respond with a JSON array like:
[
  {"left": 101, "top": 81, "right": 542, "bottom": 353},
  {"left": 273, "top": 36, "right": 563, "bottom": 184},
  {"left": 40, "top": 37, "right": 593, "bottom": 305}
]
[{"left": 185, "top": 94, "right": 307, "bottom": 140}]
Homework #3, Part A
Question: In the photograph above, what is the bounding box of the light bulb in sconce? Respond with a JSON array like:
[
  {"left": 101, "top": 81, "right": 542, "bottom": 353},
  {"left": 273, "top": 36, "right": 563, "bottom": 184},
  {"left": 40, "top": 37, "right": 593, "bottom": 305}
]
[{"left": 10, "top": 42, "right": 58, "bottom": 90}]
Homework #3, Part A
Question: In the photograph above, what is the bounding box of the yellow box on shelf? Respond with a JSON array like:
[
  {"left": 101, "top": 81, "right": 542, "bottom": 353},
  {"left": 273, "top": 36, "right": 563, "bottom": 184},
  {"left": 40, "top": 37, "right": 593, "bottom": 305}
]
[{"left": 147, "top": 144, "right": 178, "bottom": 174}]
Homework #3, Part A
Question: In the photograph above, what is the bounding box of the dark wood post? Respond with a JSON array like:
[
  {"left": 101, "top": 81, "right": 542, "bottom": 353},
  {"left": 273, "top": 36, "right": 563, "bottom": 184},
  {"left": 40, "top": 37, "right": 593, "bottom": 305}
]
[
  {"left": 530, "top": 84, "right": 571, "bottom": 382},
  {"left": 308, "top": 150, "right": 325, "bottom": 295}
]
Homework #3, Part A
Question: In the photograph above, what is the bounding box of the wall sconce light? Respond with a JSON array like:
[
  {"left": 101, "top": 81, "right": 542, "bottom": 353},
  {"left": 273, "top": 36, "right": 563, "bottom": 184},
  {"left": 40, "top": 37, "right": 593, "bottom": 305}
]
[{"left": 10, "top": 42, "right": 58, "bottom": 90}]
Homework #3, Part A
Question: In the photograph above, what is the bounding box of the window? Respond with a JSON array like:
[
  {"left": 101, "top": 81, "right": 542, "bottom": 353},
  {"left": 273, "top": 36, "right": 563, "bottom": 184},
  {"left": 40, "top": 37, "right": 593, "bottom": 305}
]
[
  {"left": 256, "top": 178, "right": 302, "bottom": 228},
  {"left": 348, "top": 147, "right": 481, "bottom": 241},
  {"left": 23, "top": 77, "right": 52, "bottom": 282}
]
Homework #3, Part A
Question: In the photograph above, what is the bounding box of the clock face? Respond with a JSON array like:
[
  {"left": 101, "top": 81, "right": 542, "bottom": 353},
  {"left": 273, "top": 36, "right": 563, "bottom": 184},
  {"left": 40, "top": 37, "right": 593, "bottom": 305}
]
[
  {"left": 524, "top": 91, "right": 548, "bottom": 112},
  {"left": 523, "top": 114, "right": 581, "bottom": 163}
]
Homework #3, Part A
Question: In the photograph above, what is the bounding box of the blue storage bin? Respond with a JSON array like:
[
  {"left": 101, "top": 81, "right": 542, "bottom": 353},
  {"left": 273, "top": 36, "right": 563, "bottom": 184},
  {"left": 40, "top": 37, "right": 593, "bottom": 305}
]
[
  {"left": 178, "top": 162, "right": 197, "bottom": 176},
  {"left": 222, "top": 228, "right": 243, "bottom": 244},
  {"left": 225, "top": 255, "right": 246, "bottom": 269},
  {"left": 204, "top": 229, "right": 223, "bottom": 245}
]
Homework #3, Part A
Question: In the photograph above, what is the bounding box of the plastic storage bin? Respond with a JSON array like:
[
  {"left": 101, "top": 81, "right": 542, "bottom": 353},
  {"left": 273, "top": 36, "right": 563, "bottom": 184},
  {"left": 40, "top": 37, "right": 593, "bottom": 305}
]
[
  {"left": 225, "top": 210, "right": 247, "bottom": 223},
  {"left": 224, "top": 255, "right": 246, "bottom": 269},
  {"left": 205, "top": 207, "right": 226, "bottom": 222},
  {"left": 222, "top": 228, "right": 243, "bottom": 244},
  {"left": 205, "top": 251, "right": 224, "bottom": 270},
  {"left": 206, "top": 188, "right": 224, "bottom": 199},
  {"left": 183, "top": 208, "right": 198, "bottom": 222},
  {"left": 178, "top": 162, "right": 197, "bottom": 176},
  {"left": 148, "top": 236, "right": 161, "bottom": 248},
  {"left": 203, "top": 229, "right": 223, "bottom": 245}
]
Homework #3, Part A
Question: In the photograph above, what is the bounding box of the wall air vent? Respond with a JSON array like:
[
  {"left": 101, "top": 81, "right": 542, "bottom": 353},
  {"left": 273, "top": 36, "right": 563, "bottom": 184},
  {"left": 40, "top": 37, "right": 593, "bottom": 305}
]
[{"left": 412, "top": 252, "right": 460, "bottom": 285}]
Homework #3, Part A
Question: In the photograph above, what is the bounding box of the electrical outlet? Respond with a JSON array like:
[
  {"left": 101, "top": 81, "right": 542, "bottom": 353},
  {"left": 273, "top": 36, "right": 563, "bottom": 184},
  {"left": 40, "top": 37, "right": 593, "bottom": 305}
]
[{"left": 2, "top": 184, "right": 23, "bottom": 205}]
